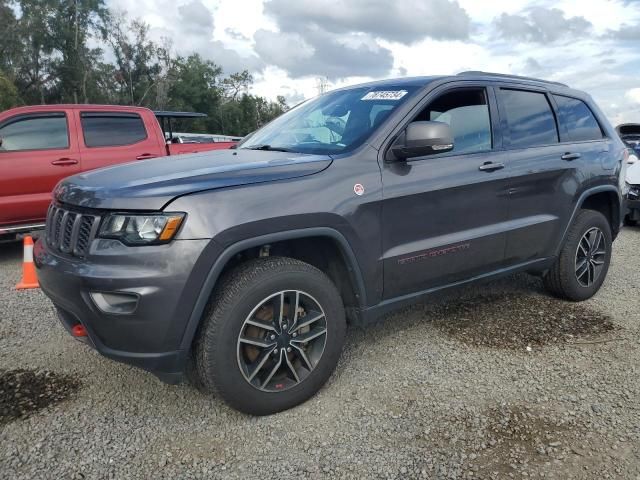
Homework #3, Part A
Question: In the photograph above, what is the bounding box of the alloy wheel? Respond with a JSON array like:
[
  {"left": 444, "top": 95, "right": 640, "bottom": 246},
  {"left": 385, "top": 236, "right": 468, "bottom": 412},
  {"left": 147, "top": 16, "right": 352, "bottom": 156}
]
[
  {"left": 236, "top": 290, "right": 327, "bottom": 392},
  {"left": 574, "top": 227, "right": 606, "bottom": 287}
]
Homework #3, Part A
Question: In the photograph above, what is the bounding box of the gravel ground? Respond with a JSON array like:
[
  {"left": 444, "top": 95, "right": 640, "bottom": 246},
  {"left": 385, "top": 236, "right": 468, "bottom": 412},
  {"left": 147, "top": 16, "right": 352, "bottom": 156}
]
[{"left": 1, "top": 230, "right": 639, "bottom": 479}]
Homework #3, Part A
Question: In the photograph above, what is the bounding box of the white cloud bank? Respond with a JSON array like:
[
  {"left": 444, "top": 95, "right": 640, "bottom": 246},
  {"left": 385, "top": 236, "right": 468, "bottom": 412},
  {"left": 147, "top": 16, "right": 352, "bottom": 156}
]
[{"left": 107, "top": 0, "right": 640, "bottom": 124}]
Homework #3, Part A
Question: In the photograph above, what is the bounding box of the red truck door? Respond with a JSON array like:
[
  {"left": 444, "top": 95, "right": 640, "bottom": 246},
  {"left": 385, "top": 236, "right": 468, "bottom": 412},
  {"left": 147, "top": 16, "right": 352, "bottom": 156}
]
[
  {"left": 0, "top": 111, "right": 80, "bottom": 227},
  {"left": 75, "top": 109, "right": 166, "bottom": 171}
]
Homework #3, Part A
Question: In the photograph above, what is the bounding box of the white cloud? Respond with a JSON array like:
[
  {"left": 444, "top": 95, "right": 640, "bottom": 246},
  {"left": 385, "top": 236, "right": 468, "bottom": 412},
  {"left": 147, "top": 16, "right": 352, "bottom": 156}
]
[
  {"left": 106, "top": 0, "right": 640, "bottom": 123},
  {"left": 626, "top": 88, "right": 640, "bottom": 105}
]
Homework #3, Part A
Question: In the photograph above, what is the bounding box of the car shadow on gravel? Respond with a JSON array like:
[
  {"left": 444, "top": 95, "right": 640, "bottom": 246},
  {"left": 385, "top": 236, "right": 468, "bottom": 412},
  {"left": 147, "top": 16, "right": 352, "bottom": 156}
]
[
  {"left": 0, "top": 241, "right": 23, "bottom": 262},
  {"left": 0, "top": 369, "right": 81, "bottom": 425},
  {"left": 355, "top": 274, "right": 619, "bottom": 352},
  {"left": 431, "top": 292, "right": 617, "bottom": 349}
]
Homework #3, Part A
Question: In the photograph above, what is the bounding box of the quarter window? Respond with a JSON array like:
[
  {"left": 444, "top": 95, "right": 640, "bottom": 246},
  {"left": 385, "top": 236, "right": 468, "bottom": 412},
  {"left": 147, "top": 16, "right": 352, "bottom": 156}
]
[
  {"left": 415, "top": 88, "right": 492, "bottom": 154},
  {"left": 0, "top": 114, "right": 69, "bottom": 151},
  {"left": 81, "top": 113, "right": 147, "bottom": 147},
  {"left": 552, "top": 95, "right": 603, "bottom": 142},
  {"left": 501, "top": 89, "right": 558, "bottom": 148}
]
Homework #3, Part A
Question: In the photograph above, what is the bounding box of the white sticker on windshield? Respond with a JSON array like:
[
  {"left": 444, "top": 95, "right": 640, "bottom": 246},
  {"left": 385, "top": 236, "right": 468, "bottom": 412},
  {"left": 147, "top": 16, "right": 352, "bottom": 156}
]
[{"left": 361, "top": 90, "right": 408, "bottom": 101}]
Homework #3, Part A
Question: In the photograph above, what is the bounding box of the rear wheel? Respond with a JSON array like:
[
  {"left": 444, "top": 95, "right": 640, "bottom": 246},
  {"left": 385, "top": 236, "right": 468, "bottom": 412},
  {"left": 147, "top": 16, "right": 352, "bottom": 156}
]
[
  {"left": 193, "top": 257, "right": 346, "bottom": 415},
  {"left": 543, "top": 210, "right": 612, "bottom": 301}
]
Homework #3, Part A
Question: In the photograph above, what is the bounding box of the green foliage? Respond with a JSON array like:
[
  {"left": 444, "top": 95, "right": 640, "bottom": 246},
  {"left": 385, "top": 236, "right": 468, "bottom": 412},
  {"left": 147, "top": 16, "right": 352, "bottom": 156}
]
[
  {"left": 0, "top": 71, "right": 20, "bottom": 110},
  {"left": 0, "top": 0, "right": 288, "bottom": 134}
]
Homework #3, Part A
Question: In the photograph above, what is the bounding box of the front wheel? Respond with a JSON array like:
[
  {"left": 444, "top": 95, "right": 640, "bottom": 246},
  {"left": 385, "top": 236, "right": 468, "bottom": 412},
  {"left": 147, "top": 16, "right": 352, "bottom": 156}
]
[
  {"left": 543, "top": 209, "right": 612, "bottom": 301},
  {"left": 193, "top": 257, "right": 346, "bottom": 415}
]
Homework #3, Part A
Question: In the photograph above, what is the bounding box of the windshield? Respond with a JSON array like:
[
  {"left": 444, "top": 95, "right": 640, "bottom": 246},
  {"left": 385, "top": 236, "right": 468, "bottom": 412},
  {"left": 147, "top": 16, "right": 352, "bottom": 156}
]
[{"left": 239, "top": 85, "right": 419, "bottom": 155}]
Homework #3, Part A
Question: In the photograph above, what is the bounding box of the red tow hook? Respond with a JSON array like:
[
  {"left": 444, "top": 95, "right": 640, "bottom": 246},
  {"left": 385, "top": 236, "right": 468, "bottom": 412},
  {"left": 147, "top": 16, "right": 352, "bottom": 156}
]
[{"left": 71, "top": 324, "right": 88, "bottom": 337}]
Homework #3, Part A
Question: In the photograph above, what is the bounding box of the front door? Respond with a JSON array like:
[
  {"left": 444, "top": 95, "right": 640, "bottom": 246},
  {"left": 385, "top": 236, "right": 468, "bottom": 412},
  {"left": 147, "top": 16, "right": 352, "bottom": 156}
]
[
  {"left": 381, "top": 86, "right": 511, "bottom": 299},
  {"left": 0, "top": 112, "right": 80, "bottom": 227}
]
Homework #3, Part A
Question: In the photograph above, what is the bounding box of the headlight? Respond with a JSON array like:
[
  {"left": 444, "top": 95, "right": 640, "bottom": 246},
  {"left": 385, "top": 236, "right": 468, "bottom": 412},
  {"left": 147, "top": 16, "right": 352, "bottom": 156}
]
[{"left": 98, "top": 213, "right": 185, "bottom": 245}]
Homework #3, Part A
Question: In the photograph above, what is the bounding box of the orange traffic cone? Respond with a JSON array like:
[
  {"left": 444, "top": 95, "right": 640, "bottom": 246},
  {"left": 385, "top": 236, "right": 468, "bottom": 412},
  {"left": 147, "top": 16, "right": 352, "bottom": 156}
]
[{"left": 16, "top": 236, "right": 39, "bottom": 290}]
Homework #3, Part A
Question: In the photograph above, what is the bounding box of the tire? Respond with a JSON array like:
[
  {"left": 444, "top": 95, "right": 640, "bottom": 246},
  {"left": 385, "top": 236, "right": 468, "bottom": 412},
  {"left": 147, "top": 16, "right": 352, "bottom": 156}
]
[
  {"left": 543, "top": 209, "right": 612, "bottom": 301},
  {"left": 193, "top": 256, "right": 346, "bottom": 415}
]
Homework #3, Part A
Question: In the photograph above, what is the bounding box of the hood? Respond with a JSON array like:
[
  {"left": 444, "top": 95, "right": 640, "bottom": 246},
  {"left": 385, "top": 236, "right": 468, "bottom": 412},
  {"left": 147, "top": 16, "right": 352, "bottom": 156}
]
[{"left": 54, "top": 149, "right": 332, "bottom": 210}]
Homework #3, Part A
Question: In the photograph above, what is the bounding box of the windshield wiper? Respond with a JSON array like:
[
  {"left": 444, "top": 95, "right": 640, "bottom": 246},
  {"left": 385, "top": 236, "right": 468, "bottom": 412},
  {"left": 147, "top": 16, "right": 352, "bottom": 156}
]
[{"left": 244, "top": 144, "right": 293, "bottom": 152}]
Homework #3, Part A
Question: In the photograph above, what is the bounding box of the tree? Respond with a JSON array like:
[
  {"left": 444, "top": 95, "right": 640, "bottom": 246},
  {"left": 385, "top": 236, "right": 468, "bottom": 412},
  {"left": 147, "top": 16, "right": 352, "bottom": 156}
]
[
  {"left": 105, "top": 15, "right": 163, "bottom": 106},
  {"left": 0, "top": 70, "right": 20, "bottom": 109},
  {"left": 0, "top": 1, "right": 22, "bottom": 73},
  {"left": 50, "top": 0, "right": 109, "bottom": 103},
  {"left": 12, "top": 0, "right": 57, "bottom": 104},
  {"left": 0, "top": 2, "right": 288, "bottom": 135},
  {"left": 222, "top": 70, "right": 252, "bottom": 101}
]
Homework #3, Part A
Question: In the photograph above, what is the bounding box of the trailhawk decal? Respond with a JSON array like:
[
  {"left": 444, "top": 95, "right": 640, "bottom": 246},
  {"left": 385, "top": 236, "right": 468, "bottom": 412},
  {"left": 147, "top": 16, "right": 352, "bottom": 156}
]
[{"left": 398, "top": 243, "right": 471, "bottom": 265}]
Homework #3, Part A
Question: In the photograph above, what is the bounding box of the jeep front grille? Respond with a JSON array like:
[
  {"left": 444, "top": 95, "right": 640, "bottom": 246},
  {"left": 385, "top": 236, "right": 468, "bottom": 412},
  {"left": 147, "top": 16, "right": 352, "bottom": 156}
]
[{"left": 46, "top": 204, "right": 100, "bottom": 257}]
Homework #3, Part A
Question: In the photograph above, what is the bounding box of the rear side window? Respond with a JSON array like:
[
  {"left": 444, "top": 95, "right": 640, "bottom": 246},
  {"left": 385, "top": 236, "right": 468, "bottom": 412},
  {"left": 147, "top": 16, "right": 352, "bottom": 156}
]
[
  {"left": 0, "top": 114, "right": 69, "bottom": 151},
  {"left": 500, "top": 89, "right": 558, "bottom": 148},
  {"left": 552, "top": 95, "right": 603, "bottom": 142},
  {"left": 81, "top": 113, "right": 147, "bottom": 147}
]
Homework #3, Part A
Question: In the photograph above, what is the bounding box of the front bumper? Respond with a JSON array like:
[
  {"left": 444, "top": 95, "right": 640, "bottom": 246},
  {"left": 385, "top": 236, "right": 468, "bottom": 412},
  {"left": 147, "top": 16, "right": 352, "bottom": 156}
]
[{"left": 34, "top": 237, "right": 209, "bottom": 383}]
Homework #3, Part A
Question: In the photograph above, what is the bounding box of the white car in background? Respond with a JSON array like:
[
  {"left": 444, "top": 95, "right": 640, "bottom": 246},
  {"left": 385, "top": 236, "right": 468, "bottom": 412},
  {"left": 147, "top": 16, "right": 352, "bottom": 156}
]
[{"left": 625, "top": 149, "right": 640, "bottom": 226}]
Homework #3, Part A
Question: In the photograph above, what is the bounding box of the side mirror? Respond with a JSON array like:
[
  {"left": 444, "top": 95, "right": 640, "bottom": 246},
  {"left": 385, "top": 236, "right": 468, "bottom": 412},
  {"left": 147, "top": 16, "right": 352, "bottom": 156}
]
[{"left": 391, "top": 121, "right": 454, "bottom": 160}]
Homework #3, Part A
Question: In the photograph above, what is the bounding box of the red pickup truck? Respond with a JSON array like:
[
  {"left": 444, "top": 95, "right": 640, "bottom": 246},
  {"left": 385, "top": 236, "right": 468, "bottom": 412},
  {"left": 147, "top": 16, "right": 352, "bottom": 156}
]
[{"left": 0, "top": 105, "right": 237, "bottom": 236}]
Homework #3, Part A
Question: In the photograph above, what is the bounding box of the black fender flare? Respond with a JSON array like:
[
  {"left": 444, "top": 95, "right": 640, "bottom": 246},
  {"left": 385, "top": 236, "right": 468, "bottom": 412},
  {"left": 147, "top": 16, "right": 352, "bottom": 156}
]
[
  {"left": 555, "top": 185, "right": 623, "bottom": 257},
  {"left": 178, "top": 227, "right": 367, "bottom": 351}
]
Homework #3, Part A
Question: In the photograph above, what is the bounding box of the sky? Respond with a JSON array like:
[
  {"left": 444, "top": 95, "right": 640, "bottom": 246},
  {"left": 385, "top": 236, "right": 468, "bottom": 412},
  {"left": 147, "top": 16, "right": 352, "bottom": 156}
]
[{"left": 106, "top": 0, "right": 640, "bottom": 125}]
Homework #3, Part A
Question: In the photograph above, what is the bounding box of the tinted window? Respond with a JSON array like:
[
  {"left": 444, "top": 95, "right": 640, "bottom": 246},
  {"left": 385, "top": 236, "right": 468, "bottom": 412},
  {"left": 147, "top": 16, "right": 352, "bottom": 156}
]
[
  {"left": 501, "top": 89, "right": 558, "bottom": 148},
  {"left": 553, "top": 95, "right": 602, "bottom": 142},
  {"left": 415, "top": 88, "right": 492, "bottom": 154},
  {"left": 0, "top": 115, "right": 69, "bottom": 151},
  {"left": 81, "top": 113, "right": 147, "bottom": 147}
]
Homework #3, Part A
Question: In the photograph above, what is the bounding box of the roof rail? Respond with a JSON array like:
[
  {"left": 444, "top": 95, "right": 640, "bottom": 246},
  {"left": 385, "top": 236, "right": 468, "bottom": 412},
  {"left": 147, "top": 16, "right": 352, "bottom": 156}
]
[{"left": 456, "top": 71, "right": 569, "bottom": 88}]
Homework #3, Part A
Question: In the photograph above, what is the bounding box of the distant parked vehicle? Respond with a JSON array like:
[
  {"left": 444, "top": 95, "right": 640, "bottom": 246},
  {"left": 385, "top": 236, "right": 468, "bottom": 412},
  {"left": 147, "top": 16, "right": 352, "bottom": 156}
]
[
  {"left": 617, "top": 124, "right": 640, "bottom": 156},
  {"left": 168, "top": 132, "right": 244, "bottom": 144},
  {"left": 625, "top": 147, "right": 640, "bottom": 225},
  {"left": 0, "top": 106, "right": 238, "bottom": 238}
]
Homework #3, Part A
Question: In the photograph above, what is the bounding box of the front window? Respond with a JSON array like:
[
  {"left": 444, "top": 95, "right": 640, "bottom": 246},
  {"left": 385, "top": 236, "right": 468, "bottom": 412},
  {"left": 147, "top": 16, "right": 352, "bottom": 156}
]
[
  {"left": 0, "top": 114, "right": 69, "bottom": 151},
  {"left": 239, "top": 86, "right": 419, "bottom": 155},
  {"left": 413, "top": 88, "right": 492, "bottom": 155}
]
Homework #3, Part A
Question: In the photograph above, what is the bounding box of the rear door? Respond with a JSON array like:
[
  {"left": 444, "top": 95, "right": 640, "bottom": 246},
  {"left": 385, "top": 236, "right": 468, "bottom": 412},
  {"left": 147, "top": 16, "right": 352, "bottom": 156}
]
[
  {"left": 381, "top": 84, "right": 512, "bottom": 299},
  {"left": 496, "top": 86, "right": 584, "bottom": 263},
  {"left": 0, "top": 112, "right": 80, "bottom": 227},
  {"left": 76, "top": 110, "right": 165, "bottom": 172}
]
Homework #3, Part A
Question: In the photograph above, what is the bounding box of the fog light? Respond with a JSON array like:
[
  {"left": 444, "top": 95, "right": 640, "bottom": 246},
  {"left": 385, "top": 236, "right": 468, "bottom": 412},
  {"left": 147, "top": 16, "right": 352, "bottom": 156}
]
[{"left": 90, "top": 292, "right": 139, "bottom": 315}]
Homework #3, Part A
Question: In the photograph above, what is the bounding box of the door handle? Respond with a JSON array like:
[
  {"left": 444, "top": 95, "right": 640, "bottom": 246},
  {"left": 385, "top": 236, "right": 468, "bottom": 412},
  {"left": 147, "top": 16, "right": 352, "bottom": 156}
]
[
  {"left": 51, "top": 158, "right": 79, "bottom": 166},
  {"left": 561, "top": 152, "right": 581, "bottom": 161},
  {"left": 136, "top": 153, "right": 157, "bottom": 160},
  {"left": 478, "top": 161, "right": 505, "bottom": 172}
]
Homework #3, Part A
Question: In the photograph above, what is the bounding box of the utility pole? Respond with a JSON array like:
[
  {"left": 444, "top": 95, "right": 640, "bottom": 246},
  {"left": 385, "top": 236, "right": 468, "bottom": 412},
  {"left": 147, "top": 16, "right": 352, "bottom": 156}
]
[{"left": 316, "top": 77, "right": 329, "bottom": 96}]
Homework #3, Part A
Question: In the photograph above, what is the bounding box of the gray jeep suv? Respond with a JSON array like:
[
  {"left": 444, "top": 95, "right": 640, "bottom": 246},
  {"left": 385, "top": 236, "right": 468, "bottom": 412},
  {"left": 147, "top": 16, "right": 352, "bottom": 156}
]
[{"left": 35, "top": 72, "right": 626, "bottom": 415}]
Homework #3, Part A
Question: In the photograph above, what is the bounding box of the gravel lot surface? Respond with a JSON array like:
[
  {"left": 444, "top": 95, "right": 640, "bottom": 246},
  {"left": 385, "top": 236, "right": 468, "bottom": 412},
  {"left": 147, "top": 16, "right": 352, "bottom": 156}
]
[{"left": 1, "top": 230, "right": 639, "bottom": 479}]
